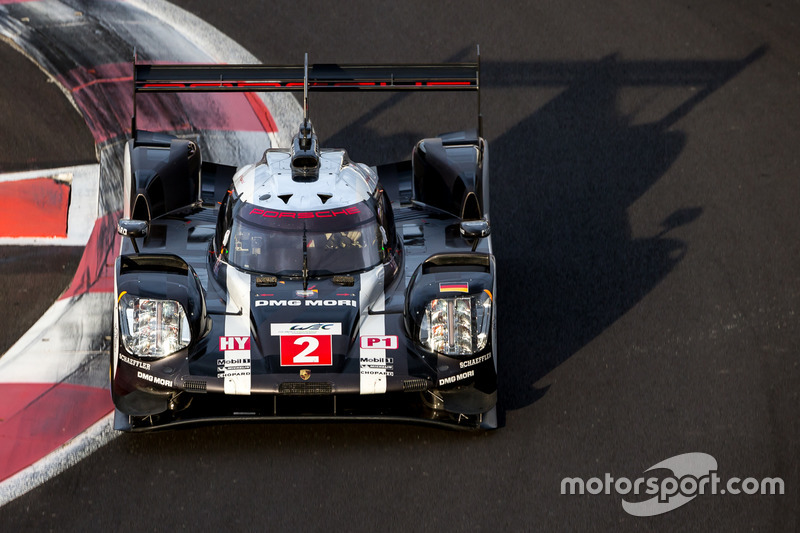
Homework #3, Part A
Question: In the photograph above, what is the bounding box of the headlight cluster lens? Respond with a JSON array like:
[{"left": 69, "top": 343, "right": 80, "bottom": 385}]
[
  {"left": 119, "top": 295, "right": 191, "bottom": 358},
  {"left": 419, "top": 291, "right": 491, "bottom": 355}
]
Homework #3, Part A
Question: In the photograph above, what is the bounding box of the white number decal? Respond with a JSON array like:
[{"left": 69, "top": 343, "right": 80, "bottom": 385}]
[{"left": 293, "top": 336, "right": 320, "bottom": 363}]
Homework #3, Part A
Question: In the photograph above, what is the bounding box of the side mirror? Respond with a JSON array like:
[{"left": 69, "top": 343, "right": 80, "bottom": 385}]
[
  {"left": 117, "top": 219, "right": 149, "bottom": 253},
  {"left": 460, "top": 218, "right": 490, "bottom": 239},
  {"left": 460, "top": 218, "right": 490, "bottom": 252}
]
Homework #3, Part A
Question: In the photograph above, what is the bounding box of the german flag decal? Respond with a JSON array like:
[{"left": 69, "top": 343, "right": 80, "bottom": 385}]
[{"left": 439, "top": 282, "right": 469, "bottom": 293}]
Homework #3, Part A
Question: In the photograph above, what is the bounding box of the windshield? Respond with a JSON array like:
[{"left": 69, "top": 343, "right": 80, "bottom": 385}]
[{"left": 226, "top": 201, "right": 383, "bottom": 276}]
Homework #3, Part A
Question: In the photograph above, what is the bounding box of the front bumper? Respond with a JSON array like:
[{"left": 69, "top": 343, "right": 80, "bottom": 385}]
[
  {"left": 112, "top": 353, "right": 497, "bottom": 432},
  {"left": 113, "top": 391, "right": 498, "bottom": 431}
]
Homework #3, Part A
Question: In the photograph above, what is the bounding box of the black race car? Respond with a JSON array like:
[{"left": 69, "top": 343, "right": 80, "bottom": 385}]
[{"left": 112, "top": 56, "right": 497, "bottom": 430}]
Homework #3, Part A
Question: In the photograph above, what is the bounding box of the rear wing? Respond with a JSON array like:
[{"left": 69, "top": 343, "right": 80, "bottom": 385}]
[
  {"left": 133, "top": 64, "right": 479, "bottom": 92},
  {"left": 131, "top": 51, "right": 482, "bottom": 137}
]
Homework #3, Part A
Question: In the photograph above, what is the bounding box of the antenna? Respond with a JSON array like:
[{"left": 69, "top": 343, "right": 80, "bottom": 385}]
[
  {"left": 296, "top": 53, "right": 314, "bottom": 152},
  {"left": 291, "top": 52, "right": 320, "bottom": 180},
  {"left": 131, "top": 47, "right": 138, "bottom": 138},
  {"left": 303, "top": 52, "right": 309, "bottom": 125},
  {"left": 477, "top": 44, "right": 483, "bottom": 138}
]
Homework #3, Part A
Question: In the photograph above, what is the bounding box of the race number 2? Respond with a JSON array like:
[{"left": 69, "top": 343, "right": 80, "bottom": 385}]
[{"left": 279, "top": 335, "right": 333, "bottom": 366}]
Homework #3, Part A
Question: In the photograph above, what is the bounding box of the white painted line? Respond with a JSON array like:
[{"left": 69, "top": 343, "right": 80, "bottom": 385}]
[{"left": 0, "top": 412, "right": 116, "bottom": 508}]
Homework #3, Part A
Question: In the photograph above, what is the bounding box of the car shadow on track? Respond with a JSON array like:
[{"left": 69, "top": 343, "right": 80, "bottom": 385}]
[{"left": 489, "top": 48, "right": 766, "bottom": 412}]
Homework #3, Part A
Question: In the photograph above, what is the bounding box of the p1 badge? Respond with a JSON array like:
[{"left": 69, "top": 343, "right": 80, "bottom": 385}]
[{"left": 360, "top": 335, "right": 398, "bottom": 350}]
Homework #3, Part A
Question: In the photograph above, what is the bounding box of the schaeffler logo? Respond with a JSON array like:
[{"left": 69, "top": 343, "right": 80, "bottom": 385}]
[{"left": 561, "top": 452, "right": 784, "bottom": 517}]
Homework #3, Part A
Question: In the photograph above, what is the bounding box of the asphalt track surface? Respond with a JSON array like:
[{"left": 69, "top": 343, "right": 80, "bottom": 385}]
[{"left": 1, "top": 0, "right": 798, "bottom": 531}]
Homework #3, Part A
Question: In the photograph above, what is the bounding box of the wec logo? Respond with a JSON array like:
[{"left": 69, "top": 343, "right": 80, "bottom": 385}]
[
  {"left": 271, "top": 322, "right": 343, "bottom": 336},
  {"left": 290, "top": 323, "right": 336, "bottom": 332},
  {"left": 561, "top": 452, "right": 784, "bottom": 517}
]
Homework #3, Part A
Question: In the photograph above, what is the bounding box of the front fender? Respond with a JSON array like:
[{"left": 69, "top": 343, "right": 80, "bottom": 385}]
[
  {"left": 112, "top": 254, "right": 210, "bottom": 416},
  {"left": 404, "top": 252, "right": 497, "bottom": 415}
]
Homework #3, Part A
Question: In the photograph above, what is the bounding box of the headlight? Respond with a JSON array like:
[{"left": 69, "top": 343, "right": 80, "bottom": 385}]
[
  {"left": 419, "top": 291, "right": 491, "bottom": 355},
  {"left": 119, "top": 295, "right": 191, "bottom": 358}
]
